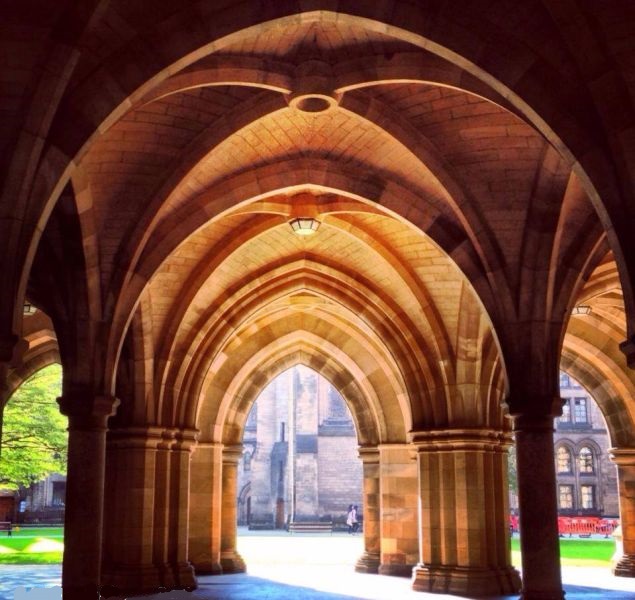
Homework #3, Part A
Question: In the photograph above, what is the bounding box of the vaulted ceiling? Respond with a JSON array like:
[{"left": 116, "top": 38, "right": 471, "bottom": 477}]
[{"left": 2, "top": 2, "right": 633, "bottom": 447}]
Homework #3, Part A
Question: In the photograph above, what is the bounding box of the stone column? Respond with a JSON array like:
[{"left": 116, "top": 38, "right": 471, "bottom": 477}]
[
  {"left": 220, "top": 445, "right": 246, "bottom": 573},
  {"left": 377, "top": 444, "right": 418, "bottom": 576},
  {"left": 0, "top": 362, "right": 8, "bottom": 463},
  {"left": 513, "top": 413, "right": 564, "bottom": 600},
  {"left": 610, "top": 447, "right": 635, "bottom": 577},
  {"left": 57, "top": 394, "right": 119, "bottom": 600},
  {"left": 189, "top": 441, "right": 223, "bottom": 574},
  {"left": 101, "top": 426, "right": 164, "bottom": 595},
  {"left": 153, "top": 429, "right": 176, "bottom": 589},
  {"left": 355, "top": 447, "right": 380, "bottom": 573},
  {"left": 168, "top": 430, "right": 198, "bottom": 589},
  {"left": 410, "top": 429, "right": 521, "bottom": 596}
]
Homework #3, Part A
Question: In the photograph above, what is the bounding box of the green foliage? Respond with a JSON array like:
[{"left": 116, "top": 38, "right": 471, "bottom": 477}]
[
  {"left": 0, "top": 365, "right": 66, "bottom": 489},
  {"left": 507, "top": 443, "right": 517, "bottom": 493}
]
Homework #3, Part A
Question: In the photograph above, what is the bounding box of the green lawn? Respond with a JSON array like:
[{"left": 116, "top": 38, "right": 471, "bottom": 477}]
[
  {"left": 0, "top": 527, "right": 63, "bottom": 564},
  {"left": 511, "top": 537, "right": 615, "bottom": 567},
  {"left": 0, "top": 528, "right": 617, "bottom": 567}
]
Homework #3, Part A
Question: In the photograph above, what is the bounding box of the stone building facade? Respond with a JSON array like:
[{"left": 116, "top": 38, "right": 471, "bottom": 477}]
[
  {"left": 555, "top": 373, "right": 619, "bottom": 517},
  {"left": 237, "top": 366, "right": 362, "bottom": 528}
]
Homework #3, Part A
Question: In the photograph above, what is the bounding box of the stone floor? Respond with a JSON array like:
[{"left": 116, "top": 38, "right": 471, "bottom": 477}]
[{"left": 0, "top": 531, "right": 633, "bottom": 599}]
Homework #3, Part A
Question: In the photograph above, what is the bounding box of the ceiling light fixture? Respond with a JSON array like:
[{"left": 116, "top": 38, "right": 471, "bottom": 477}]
[
  {"left": 572, "top": 305, "right": 592, "bottom": 316},
  {"left": 23, "top": 302, "right": 37, "bottom": 315},
  {"left": 289, "top": 217, "right": 320, "bottom": 236}
]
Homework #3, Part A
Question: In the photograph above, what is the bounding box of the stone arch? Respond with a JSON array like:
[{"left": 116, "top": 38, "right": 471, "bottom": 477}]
[
  {"left": 5, "top": 350, "right": 61, "bottom": 401},
  {"left": 198, "top": 333, "right": 393, "bottom": 447},
  {"left": 14, "top": 4, "right": 632, "bottom": 368},
  {"left": 561, "top": 341, "right": 635, "bottom": 448}
]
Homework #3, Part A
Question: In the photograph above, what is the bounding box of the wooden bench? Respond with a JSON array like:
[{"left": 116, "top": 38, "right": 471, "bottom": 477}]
[
  {"left": 288, "top": 521, "right": 333, "bottom": 534},
  {"left": 0, "top": 522, "right": 12, "bottom": 536}
]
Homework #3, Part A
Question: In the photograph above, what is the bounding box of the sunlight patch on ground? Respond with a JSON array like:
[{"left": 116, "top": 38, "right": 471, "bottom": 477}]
[
  {"left": 0, "top": 547, "right": 15, "bottom": 554},
  {"left": 238, "top": 532, "right": 362, "bottom": 568},
  {"left": 24, "top": 540, "right": 64, "bottom": 553}
]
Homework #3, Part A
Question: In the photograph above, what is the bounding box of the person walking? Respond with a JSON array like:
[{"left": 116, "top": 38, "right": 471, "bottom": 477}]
[
  {"left": 347, "top": 504, "right": 359, "bottom": 534},
  {"left": 346, "top": 504, "right": 355, "bottom": 534},
  {"left": 352, "top": 505, "right": 359, "bottom": 533}
]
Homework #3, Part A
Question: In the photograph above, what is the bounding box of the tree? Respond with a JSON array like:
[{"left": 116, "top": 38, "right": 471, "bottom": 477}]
[
  {"left": 508, "top": 442, "right": 518, "bottom": 494},
  {"left": 0, "top": 365, "right": 66, "bottom": 489}
]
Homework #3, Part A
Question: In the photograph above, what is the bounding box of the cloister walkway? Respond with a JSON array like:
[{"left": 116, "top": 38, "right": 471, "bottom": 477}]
[{"left": 0, "top": 531, "right": 632, "bottom": 599}]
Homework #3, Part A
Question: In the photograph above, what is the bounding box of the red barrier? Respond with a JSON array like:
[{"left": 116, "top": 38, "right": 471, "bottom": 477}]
[
  {"left": 510, "top": 515, "right": 619, "bottom": 537},
  {"left": 557, "top": 516, "right": 619, "bottom": 538}
]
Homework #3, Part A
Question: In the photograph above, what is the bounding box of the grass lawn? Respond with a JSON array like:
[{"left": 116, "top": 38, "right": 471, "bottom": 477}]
[
  {"left": 511, "top": 537, "right": 615, "bottom": 567},
  {"left": 0, "top": 527, "right": 63, "bottom": 564},
  {"left": 0, "top": 528, "right": 616, "bottom": 567}
]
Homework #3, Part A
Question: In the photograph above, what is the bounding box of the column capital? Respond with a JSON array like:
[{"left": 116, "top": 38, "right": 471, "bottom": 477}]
[
  {"left": 510, "top": 411, "right": 557, "bottom": 433},
  {"left": 173, "top": 428, "right": 199, "bottom": 452},
  {"left": 408, "top": 428, "right": 512, "bottom": 452},
  {"left": 222, "top": 444, "right": 244, "bottom": 464},
  {"left": 0, "top": 333, "right": 26, "bottom": 364},
  {"left": 57, "top": 394, "right": 119, "bottom": 430},
  {"left": 609, "top": 447, "right": 635, "bottom": 466},
  {"left": 358, "top": 446, "right": 380, "bottom": 463},
  {"left": 620, "top": 335, "right": 635, "bottom": 369},
  {"left": 0, "top": 334, "right": 18, "bottom": 363},
  {"left": 106, "top": 426, "right": 166, "bottom": 449},
  {"left": 504, "top": 394, "right": 563, "bottom": 420}
]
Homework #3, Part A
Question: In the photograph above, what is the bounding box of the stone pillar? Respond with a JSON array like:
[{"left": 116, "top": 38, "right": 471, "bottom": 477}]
[
  {"left": 355, "top": 447, "right": 380, "bottom": 573},
  {"left": 168, "top": 430, "right": 198, "bottom": 589},
  {"left": 410, "top": 429, "right": 521, "bottom": 596},
  {"left": 294, "top": 368, "right": 319, "bottom": 520},
  {"left": 513, "top": 413, "right": 564, "bottom": 600},
  {"left": 0, "top": 362, "right": 8, "bottom": 463},
  {"left": 153, "top": 429, "right": 176, "bottom": 589},
  {"left": 610, "top": 447, "right": 635, "bottom": 577},
  {"left": 250, "top": 385, "right": 276, "bottom": 527},
  {"left": 57, "top": 394, "right": 119, "bottom": 600},
  {"left": 189, "top": 441, "right": 223, "bottom": 574},
  {"left": 220, "top": 445, "right": 246, "bottom": 573},
  {"left": 101, "top": 427, "right": 164, "bottom": 595},
  {"left": 377, "top": 444, "right": 418, "bottom": 576}
]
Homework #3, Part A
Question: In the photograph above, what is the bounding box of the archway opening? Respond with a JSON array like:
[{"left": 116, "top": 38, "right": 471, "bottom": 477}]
[
  {"left": 0, "top": 364, "right": 66, "bottom": 527},
  {"left": 236, "top": 365, "right": 364, "bottom": 569},
  {"left": 554, "top": 371, "right": 619, "bottom": 521}
]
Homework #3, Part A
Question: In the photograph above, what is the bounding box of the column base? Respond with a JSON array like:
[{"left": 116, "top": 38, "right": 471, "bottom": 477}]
[
  {"left": 412, "top": 564, "right": 522, "bottom": 596},
  {"left": 613, "top": 554, "right": 635, "bottom": 577},
  {"left": 62, "top": 584, "right": 100, "bottom": 600},
  {"left": 220, "top": 550, "right": 247, "bottom": 573},
  {"left": 101, "top": 564, "right": 165, "bottom": 596},
  {"left": 520, "top": 591, "right": 566, "bottom": 600},
  {"left": 173, "top": 561, "right": 198, "bottom": 590},
  {"left": 355, "top": 551, "right": 380, "bottom": 573},
  {"left": 192, "top": 560, "right": 223, "bottom": 575},
  {"left": 378, "top": 562, "right": 415, "bottom": 577}
]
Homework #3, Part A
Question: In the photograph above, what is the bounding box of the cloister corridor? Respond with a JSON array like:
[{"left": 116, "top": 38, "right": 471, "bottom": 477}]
[
  {"left": 3, "top": 3, "right": 635, "bottom": 599},
  {"left": 1, "top": 532, "right": 634, "bottom": 600}
]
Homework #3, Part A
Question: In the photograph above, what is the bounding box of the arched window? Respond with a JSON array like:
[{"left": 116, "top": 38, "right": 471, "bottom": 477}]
[
  {"left": 578, "top": 447, "right": 594, "bottom": 474},
  {"left": 556, "top": 446, "right": 572, "bottom": 473}
]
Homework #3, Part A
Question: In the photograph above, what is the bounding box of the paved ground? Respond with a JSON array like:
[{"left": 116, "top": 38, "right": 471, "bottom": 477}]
[{"left": 0, "top": 531, "right": 633, "bottom": 599}]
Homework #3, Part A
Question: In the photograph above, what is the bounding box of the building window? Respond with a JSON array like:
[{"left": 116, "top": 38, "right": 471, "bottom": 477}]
[
  {"left": 556, "top": 446, "right": 572, "bottom": 473},
  {"left": 559, "top": 485, "right": 573, "bottom": 510},
  {"left": 580, "top": 485, "right": 595, "bottom": 509},
  {"left": 573, "top": 398, "right": 588, "bottom": 423},
  {"left": 578, "top": 447, "right": 594, "bottom": 474},
  {"left": 559, "top": 400, "right": 571, "bottom": 423},
  {"left": 52, "top": 482, "right": 66, "bottom": 506},
  {"left": 244, "top": 452, "right": 251, "bottom": 472},
  {"left": 559, "top": 372, "right": 570, "bottom": 388}
]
